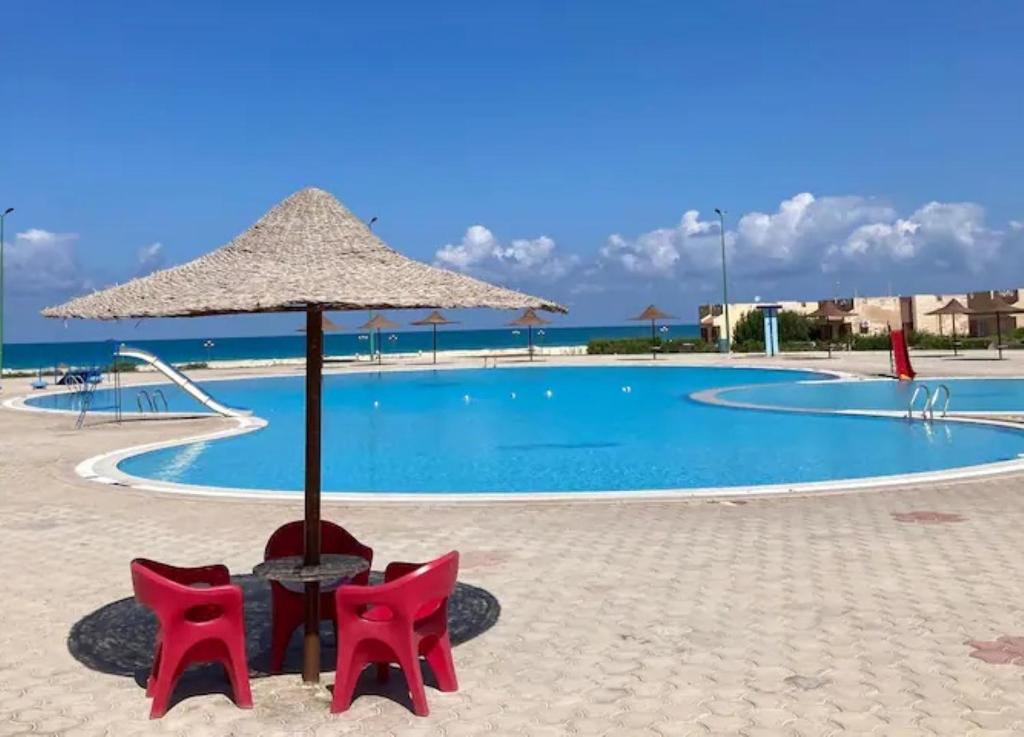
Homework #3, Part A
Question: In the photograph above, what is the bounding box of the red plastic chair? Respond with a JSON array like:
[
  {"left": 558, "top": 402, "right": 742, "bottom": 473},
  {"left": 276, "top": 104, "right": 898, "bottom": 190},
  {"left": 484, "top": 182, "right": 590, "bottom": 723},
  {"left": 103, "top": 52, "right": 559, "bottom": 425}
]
[
  {"left": 264, "top": 520, "right": 373, "bottom": 673},
  {"left": 331, "top": 551, "right": 460, "bottom": 716},
  {"left": 130, "top": 558, "right": 252, "bottom": 719}
]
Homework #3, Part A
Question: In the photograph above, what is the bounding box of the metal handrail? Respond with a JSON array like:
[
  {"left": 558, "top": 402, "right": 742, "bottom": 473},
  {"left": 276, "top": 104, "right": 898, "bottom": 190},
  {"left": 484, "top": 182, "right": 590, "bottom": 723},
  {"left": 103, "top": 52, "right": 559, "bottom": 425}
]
[
  {"left": 152, "top": 389, "right": 169, "bottom": 413},
  {"left": 927, "top": 384, "right": 951, "bottom": 418},
  {"left": 136, "top": 390, "right": 155, "bottom": 413},
  {"left": 907, "top": 384, "right": 931, "bottom": 420}
]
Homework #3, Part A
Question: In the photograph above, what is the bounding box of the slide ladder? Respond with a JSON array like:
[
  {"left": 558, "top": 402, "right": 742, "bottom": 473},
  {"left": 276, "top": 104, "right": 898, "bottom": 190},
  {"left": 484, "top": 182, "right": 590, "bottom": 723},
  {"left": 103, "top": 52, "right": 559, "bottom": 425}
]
[{"left": 116, "top": 345, "right": 250, "bottom": 418}]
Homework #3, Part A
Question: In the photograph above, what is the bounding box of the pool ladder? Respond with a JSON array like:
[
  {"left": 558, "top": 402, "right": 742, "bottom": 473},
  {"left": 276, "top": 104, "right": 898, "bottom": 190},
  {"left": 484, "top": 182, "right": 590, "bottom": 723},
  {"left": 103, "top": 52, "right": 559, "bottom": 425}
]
[
  {"left": 136, "top": 389, "right": 168, "bottom": 414},
  {"left": 906, "top": 383, "right": 951, "bottom": 421}
]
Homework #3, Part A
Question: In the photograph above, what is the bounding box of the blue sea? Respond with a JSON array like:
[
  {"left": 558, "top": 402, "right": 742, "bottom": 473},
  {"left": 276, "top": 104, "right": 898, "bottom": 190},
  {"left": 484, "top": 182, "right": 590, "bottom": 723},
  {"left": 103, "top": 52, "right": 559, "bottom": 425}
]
[{"left": 5, "top": 324, "right": 699, "bottom": 370}]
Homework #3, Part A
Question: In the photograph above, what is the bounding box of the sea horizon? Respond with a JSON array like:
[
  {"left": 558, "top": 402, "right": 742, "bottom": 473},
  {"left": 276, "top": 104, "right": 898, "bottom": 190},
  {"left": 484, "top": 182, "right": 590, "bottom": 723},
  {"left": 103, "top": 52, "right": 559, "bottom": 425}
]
[{"left": 4, "top": 323, "right": 700, "bottom": 370}]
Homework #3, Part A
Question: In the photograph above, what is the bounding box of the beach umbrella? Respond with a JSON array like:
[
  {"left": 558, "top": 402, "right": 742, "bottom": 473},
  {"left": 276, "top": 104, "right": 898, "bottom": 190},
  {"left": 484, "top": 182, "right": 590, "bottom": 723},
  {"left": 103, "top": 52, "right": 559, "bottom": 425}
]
[
  {"left": 43, "top": 187, "right": 566, "bottom": 684},
  {"left": 358, "top": 313, "right": 400, "bottom": 365},
  {"left": 969, "top": 295, "right": 1024, "bottom": 359},
  {"left": 411, "top": 310, "right": 459, "bottom": 364},
  {"left": 807, "top": 301, "right": 856, "bottom": 358},
  {"left": 508, "top": 307, "right": 551, "bottom": 362},
  {"left": 925, "top": 298, "right": 972, "bottom": 357},
  {"left": 296, "top": 313, "right": 344, "bottom": 333},
  {"left": 629, "top": 305, "right": 676, "bottom": 360}
]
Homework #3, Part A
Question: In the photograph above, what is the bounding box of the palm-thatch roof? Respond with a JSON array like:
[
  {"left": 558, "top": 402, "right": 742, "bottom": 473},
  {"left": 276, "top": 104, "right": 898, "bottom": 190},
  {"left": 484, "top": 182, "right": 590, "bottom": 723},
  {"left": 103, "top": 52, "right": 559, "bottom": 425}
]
[
  {"left": 970, "top": 295, "right": 1024, "bottom": 315},
  {"left": 508, "top": 307, "right": 551, "bottom": 327},
  {"left": 630, "top": 304, "right": 675, "bottom": 321},
  {"left": 359, "top": 314, "right": 400, "bottom": 330},
  {"left": 411, "top": 310, "right": 458, "bottom": 326},
  {"left": 808, "top": 301, "right": 855, "bottom": 320},
  {"left": 297, "top": 314, "right": 344, "bottom": 332},
  {"left": 43, "top": 188, "right": 567, "bottom": 320},
  {"left": 925, "top": 298, "right": 972, "bottom": 316}
]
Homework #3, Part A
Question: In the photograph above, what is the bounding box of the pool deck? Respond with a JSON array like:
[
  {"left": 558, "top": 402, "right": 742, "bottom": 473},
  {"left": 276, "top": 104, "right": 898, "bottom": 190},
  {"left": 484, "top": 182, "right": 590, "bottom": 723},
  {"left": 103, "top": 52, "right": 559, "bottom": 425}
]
[{"left": 4, "top": 350, "right": 1024, "bottom": 735}]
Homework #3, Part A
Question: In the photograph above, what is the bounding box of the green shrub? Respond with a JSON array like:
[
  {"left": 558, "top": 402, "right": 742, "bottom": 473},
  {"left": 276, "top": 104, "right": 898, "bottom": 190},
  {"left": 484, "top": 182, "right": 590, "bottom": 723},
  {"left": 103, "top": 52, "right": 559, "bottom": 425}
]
[
  {"left": 733, "top": 308, "right": 814, "bottom": 346},
  {"left": 177, "top": 361, "right": 209, "bottom": 370},
  {"left": 851, "top": 333, "right": 891, "bottom": 351},
  {"left": 586, "top": 337, "right": 717, "bottom": 355}
]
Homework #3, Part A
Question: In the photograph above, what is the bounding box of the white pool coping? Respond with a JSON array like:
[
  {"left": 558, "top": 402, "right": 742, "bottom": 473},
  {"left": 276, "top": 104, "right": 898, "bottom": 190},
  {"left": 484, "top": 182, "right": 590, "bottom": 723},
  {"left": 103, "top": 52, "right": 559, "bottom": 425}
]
[{"left": 8, "top": 364, "right": 1024, "bottom": 503}]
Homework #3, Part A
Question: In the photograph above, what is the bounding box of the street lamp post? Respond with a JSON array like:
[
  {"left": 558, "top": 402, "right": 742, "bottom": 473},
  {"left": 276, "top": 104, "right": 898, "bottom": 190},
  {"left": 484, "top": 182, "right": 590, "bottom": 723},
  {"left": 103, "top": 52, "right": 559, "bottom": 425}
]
[
  {"left": 0, "top": 207, "right": 14, "bottom": 384},
  {"left": 714, "top": 208, "right": 730, "bottom": 353},
  {"left": 367, "top": 216, "right": 379, "bottom": 357}
]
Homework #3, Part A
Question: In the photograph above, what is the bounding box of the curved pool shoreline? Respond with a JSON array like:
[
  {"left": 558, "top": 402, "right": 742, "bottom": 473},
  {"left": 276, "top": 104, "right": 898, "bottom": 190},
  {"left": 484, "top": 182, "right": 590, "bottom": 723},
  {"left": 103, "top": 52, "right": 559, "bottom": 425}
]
[{"left": 12, "top": 363, "right": 1024, "bottom": 501}]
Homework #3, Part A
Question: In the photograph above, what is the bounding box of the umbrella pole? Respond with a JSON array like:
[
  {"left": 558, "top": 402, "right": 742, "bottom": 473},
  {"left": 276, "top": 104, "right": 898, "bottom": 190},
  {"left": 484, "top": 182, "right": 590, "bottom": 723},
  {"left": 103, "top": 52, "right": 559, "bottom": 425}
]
[
  {"left": 377, "top": 328, "right": 382, "bottom": 365},
  {"left": 302, "top": 307, "right": 324, "bottom": 684},
  {"left": 952, "top": 319, "right": 958, "bottom": 357},
  {"left": 528, "top": 326, "right": 534, "bottom": 361},
  {"left": 433, "top": 324, "right": 437, "bottom": 365},
  {"left": 651, "top": 320, "right": 656, "bottom": 360},
  {"left": 997, "top": 314, "right": 1003, "bottom": 360}
]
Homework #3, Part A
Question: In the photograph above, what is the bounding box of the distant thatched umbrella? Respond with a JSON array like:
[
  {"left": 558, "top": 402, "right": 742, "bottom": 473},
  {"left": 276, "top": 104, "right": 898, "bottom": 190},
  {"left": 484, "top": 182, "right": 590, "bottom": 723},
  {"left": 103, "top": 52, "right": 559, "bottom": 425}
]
[
  {"left": 43, "top": 187, "right": 565, "bottom": 684},
  {"left": 296, "top": 314, "right": 343, "bottom": 333},
  {"left": 969, "top": 295, "right": 1024, "bottom": 359},
  {"left": 807, "top": 301, "right": 856, "bottom": 358},
  {"left": 630, "top": 304, "right": 676, "bottom": 360},
  {"left": 358, "top": 313, "right": 400, "bottom": 364},
  {"left": 411, "top": 310, "right": 459, "bottom": 364},
  {"left": 508, "top": 307, "right": 551, "bottom": 361},
  {"left": 926, "top": 298, "right": 972, "bottom": 356}
]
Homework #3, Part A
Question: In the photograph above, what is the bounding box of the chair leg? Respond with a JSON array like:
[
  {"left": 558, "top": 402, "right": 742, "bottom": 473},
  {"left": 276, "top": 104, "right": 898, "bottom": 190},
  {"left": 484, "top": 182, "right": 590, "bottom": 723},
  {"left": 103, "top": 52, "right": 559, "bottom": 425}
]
[
  {"left": 330, "top": 644, "right": 366, "bottom": 714},
  {"left": 146, "top": 640, "right": 163, "bottom": 697},
  {"left": 225, "top": 635, "right": 253, "bottom": 709},
  {"left": 148, "top": 644, "right": 185, "bottom": 719},
  {"left": 424, "top": 634, "right": 458, "bottom": 692},
  {"left": 269, "top": 611, "right": 296, "bottom": 675},
  {"left": 376, "top": 663, "right": 390, "bottom": 683},
  {"left": 396, "top": 645, "right": 429, "bottom": 717}
]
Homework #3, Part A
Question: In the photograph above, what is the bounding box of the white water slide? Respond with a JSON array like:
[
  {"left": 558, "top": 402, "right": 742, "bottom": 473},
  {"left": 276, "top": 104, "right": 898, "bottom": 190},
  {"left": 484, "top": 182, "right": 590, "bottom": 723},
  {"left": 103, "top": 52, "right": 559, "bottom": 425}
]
[{"left": 116, "top": 345, "right": 251, "bottom": 418}]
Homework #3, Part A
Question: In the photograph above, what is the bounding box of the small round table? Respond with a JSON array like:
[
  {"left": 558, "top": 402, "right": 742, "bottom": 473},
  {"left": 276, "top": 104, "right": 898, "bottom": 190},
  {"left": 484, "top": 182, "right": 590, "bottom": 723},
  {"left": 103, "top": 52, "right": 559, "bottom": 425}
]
[{"left": 252, "top": 554, "right": 369, "bottom": 583}]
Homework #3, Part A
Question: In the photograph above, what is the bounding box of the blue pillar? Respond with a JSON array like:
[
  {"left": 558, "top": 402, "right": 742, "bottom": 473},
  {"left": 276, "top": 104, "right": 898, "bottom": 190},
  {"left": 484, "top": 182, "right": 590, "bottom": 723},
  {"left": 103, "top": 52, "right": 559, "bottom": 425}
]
[{"left": 758, "top": 304, "right": 781, "bottom": 356}]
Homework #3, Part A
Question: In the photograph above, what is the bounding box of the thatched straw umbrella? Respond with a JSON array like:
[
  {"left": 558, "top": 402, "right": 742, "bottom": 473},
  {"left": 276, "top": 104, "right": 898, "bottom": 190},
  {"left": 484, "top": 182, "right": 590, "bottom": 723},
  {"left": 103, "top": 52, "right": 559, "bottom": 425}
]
[
  {"left": 969, "top": 295, "right": 1024, "bottom": 359},
  {"left": 297, "top": 313, "right": 343, "bottom": 333},
  {"left": 43, "top": 187, "right": 565, "bottom": 684},
  {"left": 358, "top": 313, "right": 400, "bottom": 364},
  {"left": 411, "top": 310, "right": 459, "bottom": 364},
  {"left": 629, "top": 305, "right": 676, "bottom": 360},
  {"left": 807, "top": 301, "right": 856, "bottom": 358},
  {"left": 508, "top": 307, "right": 551, "bottom": 361},
  {"left": 925, "top": 298, "right": 972, "bottom": 356}
]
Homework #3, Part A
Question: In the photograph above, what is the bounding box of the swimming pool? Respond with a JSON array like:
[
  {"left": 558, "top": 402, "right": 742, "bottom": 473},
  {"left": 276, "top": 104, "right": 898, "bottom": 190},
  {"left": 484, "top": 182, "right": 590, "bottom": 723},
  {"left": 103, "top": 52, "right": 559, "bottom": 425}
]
[
  {"left": 712, "top": 377, "right": 1024, "bottom": 414},
  {"left": 29, "top": 366, "right": 1024, "bottom": 495}
]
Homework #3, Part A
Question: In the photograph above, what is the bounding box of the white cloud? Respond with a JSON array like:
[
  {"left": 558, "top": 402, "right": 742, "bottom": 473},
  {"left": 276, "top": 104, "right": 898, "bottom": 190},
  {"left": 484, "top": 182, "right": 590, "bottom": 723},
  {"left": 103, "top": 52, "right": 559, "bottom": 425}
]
[
  {"left": 136, "top": 241, "right": 165, "bottom": 275},
  {"left": 599, "top": 210, "right": 719, "bottom": 278},
  {"left": 5, "top": 229, "right": 83, "bottom": 294},
  {"left": 435, "top": 225, "right": 578, "bottom": 281}
]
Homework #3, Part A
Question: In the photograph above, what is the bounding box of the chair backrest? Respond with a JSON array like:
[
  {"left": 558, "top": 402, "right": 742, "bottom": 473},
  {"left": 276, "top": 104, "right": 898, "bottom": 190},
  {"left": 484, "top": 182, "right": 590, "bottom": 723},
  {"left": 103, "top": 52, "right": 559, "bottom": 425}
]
[
  {"left": 131, "top": 558, "right": 189, "bottom": 621},
  {"left": 264, "top": 520, "right": 372, "bottom": 564},
  {"left": 371, "top": 551, "right": 460, "bottom": 621}
]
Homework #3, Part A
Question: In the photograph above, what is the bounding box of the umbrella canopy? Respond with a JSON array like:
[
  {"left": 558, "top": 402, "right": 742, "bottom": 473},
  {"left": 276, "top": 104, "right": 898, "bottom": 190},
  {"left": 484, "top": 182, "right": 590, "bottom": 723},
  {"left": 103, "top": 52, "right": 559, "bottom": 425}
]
[
  {"left": 807, "top": 301, "right": 856, "bottom": 320},
  {"left": 44, "top": 188, "right": 566, "bottom": 320},
  {"left": 296, "top": 314, "right": 344, "bottom": 333},
  {"left": 359, "top": 314, "right": 400, "bottom": 330},
  {"left": 508, "top": 308, "right": 551, "bottom": 361},
  {"left": 629, "top": 304, "right": 676, "bottom": 322},
  {"left": 925, "top": 298, "right": 972, "bottom": 316},
  {"left": 508, "top": 307, "right": 551, "bottom": 327},
  {"left": 43, "top": 187, "right": 565, "bottom": 685},
  {"left": 629, "top": 304, "right": 676, "bottom": 359},
  {"left": 925, "top": 298, "right": 972, "bottom": 356},
  {"left": 411, "top": 311, "right": 459, "bottom": 364},
  {"left": 968, "top": 296, "right": 1024, "bottom": 359},
  {"left": 411, "top": 309, "right": 458, "bottom": 326}
]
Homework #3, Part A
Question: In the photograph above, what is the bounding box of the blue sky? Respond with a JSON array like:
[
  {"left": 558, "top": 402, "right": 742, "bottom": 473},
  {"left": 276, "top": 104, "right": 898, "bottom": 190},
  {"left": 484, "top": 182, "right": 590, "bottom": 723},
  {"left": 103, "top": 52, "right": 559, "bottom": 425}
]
[{"left": 3, "top": 1, "right": 1022, "bottom": 342}]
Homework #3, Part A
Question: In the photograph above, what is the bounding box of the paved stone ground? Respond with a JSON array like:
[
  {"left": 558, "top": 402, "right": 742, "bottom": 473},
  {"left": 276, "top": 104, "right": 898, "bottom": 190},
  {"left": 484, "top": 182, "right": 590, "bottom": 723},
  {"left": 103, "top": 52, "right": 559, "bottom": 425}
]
[{"left": 4, "top": 353, "right": 1024, "bottom": 736}]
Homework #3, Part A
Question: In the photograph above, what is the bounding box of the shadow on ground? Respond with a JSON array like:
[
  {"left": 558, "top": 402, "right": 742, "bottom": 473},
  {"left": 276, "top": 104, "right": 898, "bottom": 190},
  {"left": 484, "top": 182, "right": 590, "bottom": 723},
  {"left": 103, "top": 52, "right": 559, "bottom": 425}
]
[{"left": 68, "top": 573, "right": 500, "bottom": 689}]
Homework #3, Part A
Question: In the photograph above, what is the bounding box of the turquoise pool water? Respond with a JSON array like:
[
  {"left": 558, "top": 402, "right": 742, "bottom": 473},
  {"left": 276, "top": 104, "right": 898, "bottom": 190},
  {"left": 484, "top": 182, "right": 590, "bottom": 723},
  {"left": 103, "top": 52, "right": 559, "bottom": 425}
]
[
  {"left": 717, "top": 378, "right": 1024, "bottom": 414},
  {"left": 27, "top": 367, "right": 1024, "bottom": 494}
]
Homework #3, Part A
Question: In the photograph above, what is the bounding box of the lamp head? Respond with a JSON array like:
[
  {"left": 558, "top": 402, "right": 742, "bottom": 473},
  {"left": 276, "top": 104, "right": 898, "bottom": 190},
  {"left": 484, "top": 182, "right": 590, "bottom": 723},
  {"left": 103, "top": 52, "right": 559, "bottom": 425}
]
[{"left": 2, "top": 207, "right": 13, "bottom": 216}]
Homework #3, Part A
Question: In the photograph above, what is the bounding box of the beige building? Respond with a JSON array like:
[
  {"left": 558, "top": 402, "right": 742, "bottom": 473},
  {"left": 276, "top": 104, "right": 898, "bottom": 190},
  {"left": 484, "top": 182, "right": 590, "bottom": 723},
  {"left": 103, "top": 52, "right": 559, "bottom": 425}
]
[{"left": 699, "top": 289, "right": 1024, "bottom": 343}]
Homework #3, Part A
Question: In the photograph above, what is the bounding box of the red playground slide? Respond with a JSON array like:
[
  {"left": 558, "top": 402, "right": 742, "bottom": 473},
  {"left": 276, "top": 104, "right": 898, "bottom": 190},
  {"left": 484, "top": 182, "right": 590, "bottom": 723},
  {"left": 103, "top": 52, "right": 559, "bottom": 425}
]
[{"left": 891, "top": 329, "right": 916, "bottom": 380}]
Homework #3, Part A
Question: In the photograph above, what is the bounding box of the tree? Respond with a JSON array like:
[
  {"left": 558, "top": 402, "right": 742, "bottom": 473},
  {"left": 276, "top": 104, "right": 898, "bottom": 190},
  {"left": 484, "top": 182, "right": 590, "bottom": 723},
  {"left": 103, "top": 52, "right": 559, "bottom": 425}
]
[{"left": 732, "top": 308, "right": 813, "bottom": 344}]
